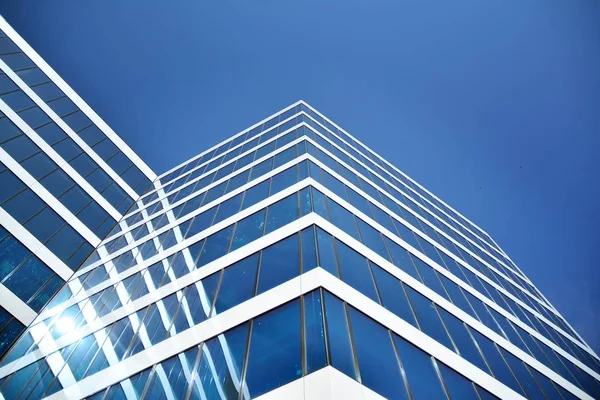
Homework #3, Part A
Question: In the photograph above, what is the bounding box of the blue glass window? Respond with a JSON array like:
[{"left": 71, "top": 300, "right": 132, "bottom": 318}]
[
  {"left": 183, "top": 282, "right": 211, "bottom": 326},
  {"left": 0, "top": 117, "right": 22, "bottom": 143},
  {"left": 385, "top": 238, "right": 421, "bottom": 281},
  {"left": 3, "top": 255, "right": 53, "bottom": 305},
  {"left": 229, "top": 209, "right": 265, "bottom": 251},
  {"left": 370, "top": 265, "right": 418, "bottom": 327},
  {"left": 304, "top": 290, "right": 327, "bottom": 374},
  {"left": 299, "top": 186, "right": 311, "bottom": 216},
  {"left": 335, "top": 239, "right": 378, "bottom": 302},
  {"left": 326, "top": 197, "right": 361, "bottom": 241},
  {"left": 315, "top": 227, "right": 338, "bottom": 277},
  {"left": 348, "top": 307, "right": 409, "bottom": 400},
  {"left": 245, "top": 299, "right": 301, "bottom": 397},
  {"left": 301, "top": 227, "right": 317, "bottom": 273},
  {"left": 311, "top": 187, "right": 328, "bottom": 220},
  {"left": 3, "top": 188, "right": 45, "bottom": 223},
  {"left": 323, "top": 292, "right": 356, "bottom": 379},
  {"left": 393, "top": 334, "right": 448, "bottom": 399},
  {"left": 437, "top": 308, "right": 491, "bottom": 374},
  {"left": 405, "top": 286, "right": 454, "bottom": 350},
  {"left": 241, "top": 180, "right": 269, "bottom": 210},
  {"left": 196, "top": 225, "right": 233, "bottom": 267},
  {"left": 213, "top": 193, "right": 243, "bottom": 223},
  {"left": 437, "top": 362, "right": 479, "bottom": 400},
  {"left": 265, "top": 193, "right": 298, "bottom": 233},
  {"left": 469, "top": 329, "right": 525, "bottom": 396},
  {"left": 269, "top": 166, "right": 296, "bottom": 195},
  {"left": 257, "top": 234, "right": 299, "bottom": 294},
  {"left": 499, "top": 348, "right": 548, "bottom": 400},
  {"left": 214, "top": 254, "right": 259, "bottom": 314},
  {"left": 0, "top": 235, "right": 30, "bottom": 280}
]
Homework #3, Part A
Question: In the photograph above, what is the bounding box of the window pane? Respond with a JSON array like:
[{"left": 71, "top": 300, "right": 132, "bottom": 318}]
[
  {"left": 348, "top": 307, "right": 409, "bottom": 400},
  {"left": 257, "top": 234, "right": 299, "bottom": 294},
  {"left": 437, "top": 308, "right": 491, "bottom": 374},
  {"left": 469, "top": 329, "right": 525, "bottom": 396},
  {"left": 195, "top": 322, "right": 249, "bottom": 400},
  {"left": 335, "top": 239, "right": 378, "bottom": 302},
  {"left": 265, "top": 193, "right": 298, "bottom": 233},
  {"left": 393, "top": 334, "right": 448, "bottom": 399},
  {"left": 326, "top": 197, "right": 360, "bottom": 241},
  {"left": 300, "top": 226, "right": 317, "bottom": 273},
  {"left": 304, "top": 290, "right": 327, "bottom": 374},
  {"left": 214, "top": 254, "right": 259, "bottom": 315},
  {"left": 315, "top": 227, "right": 338, "bottom": 277},
  {"left": 0, "top": 236, "right": 31, "bottom": 280},
  {"left": 370, "top": 265, "right": 418, "bottom": 327},
  {"left": 197, "top": 225, "right": 233, "bottom": 267},
  {"left": 404, "top": 286, "right": 454, "bottom": 350},
  {"left": 437, "top": 362, "right": 479, "bottom": 400},
  {"left": 245, "top": 299, "right": 301, "bottom": 398},
  {"left": 241, "top": 180, "right": 269, "bottom": 210},
  {"left": 356, "top": 218, "right": 390, "bottom": 261},
  {"left": 229, "top": 209, "right": 265, "bottom": 251},
  {"left": 323, "top": 292, "right": 356, "bottom": 379}
]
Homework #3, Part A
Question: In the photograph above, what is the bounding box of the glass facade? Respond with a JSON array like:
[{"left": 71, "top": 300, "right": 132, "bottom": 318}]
[
  {"left": 0, "top": 18, "right": 156, "bottom": 363},
  {"left": 0, "top": 16, "right": 598, "bottom": 400}
]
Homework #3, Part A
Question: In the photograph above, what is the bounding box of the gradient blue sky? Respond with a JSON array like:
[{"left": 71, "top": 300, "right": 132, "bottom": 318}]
[{"left": 1, "top": 1, "right": 599, "bottom": 352}]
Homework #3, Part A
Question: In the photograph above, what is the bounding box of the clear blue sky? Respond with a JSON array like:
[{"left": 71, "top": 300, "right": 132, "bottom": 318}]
[{"left": 1, "top": 1, "right": 599, "bottom": 352}]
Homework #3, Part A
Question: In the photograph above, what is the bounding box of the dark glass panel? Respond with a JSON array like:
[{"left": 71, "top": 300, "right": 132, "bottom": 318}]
[{"left": 245, "top": 300, "right": 302, "bottom": 398}]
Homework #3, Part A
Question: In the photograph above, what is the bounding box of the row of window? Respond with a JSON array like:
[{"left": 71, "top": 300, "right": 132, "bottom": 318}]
[
  {"left": 88, "top": 291, "right": 509, "bottom": 400},
  {"left": 139, "top": 117, "right": 520, "bottom": 295},
  {"left": 308, "top": 185, "right": 600, "bottom": 379},
  {"left": 118, "top": 125, "right": 307, "bottom": 237},
  {"left": 0, "top": 225, "right": 316, "bottom": 396},
  {"left": 125, "top": 129, "right": 534, "bottom": 344},
  {"left": 0, "top": 226, "right": 509, "bottom": 399},
  {"left": 94, "top": 143, "right": 589, "bottom": 377},
  {"left": 304, "top": 153, "right": 576, "bottom": 345},
  {"left": 8, "top": 179, "right": 598, "bottom": 395},
  {"left": 0, "top": 35, "right": 151, "bottom": 196},
  {"left": 301, "top": 115, "right": 524, "bottom": 284},
  {"left": 299, "top": 103, "right": 506, "bottom": 262},
  {"left": 136, "top": 110, "right": 506, "bottom": 294},
  {"left": 304, "top": 146, "right": 547, "bottom": 316},
  {"left": 58, "top": 183, "right": 312, "bottom": 320},
  {"left": 155, "top": 104, "right": 302, "bottom": 188},
  {"left": 0, "top": 113, "right": 116, "bottom": 237},
  {"left": 0, "top": 226, "right": 65, "bottom": 313},
  {"left": 94, "top": 145, "right": 589, "bottom": 375},
  {"left": 2, "top": 283, "right": 580, "bottom": 400},
  {"left": 0, "top": 185, "right": 313, "bottom": 374},
  {"left": 0, "top": 161, "right": 94, "bottom": 270},
  {"left": 113, "top": 136, "right": 566, "bottom": 361},
  {"left": 130, "top": 119, "right": 306, "bottom": 229},
  {"left": 162, "top": 115, "right": 304, "bottom": 198},
  {"left": 313, "top": 226, "right": 599, "bottom": 397}
]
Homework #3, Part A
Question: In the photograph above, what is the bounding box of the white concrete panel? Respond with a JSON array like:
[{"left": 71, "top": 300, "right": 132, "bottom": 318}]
[{"left": 0, "top": 283, "right": 36, "bottom": 326}]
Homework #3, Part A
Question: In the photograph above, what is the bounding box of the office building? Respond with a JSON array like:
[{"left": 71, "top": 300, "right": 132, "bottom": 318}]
[{"left": 1, "top": 16, "right": 599, "bottom": 400}]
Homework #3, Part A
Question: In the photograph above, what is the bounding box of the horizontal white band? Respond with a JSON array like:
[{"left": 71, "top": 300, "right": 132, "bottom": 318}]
[
  {"left": 0, "top": 16, "right": 156, "bottom": 182},
  {"left": 0, "top": 207, "right": 73, "bottom": 281},
  {"left": 45, "top": 268, "right": 529, "bottom": 400},
  {"left": 0, "top": 283, "right": 36, "bottom": 326},
  {"left": 0, "top": 59, "right": 124, "bottom": 220},
  {"left": 0, "top": 142, "right": 100, "bottom": 247}
]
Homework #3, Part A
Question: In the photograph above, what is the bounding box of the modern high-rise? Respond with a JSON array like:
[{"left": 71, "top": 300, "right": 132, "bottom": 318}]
[{"left": 0, "top": 17, "right": 599, "bottom": 400}]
